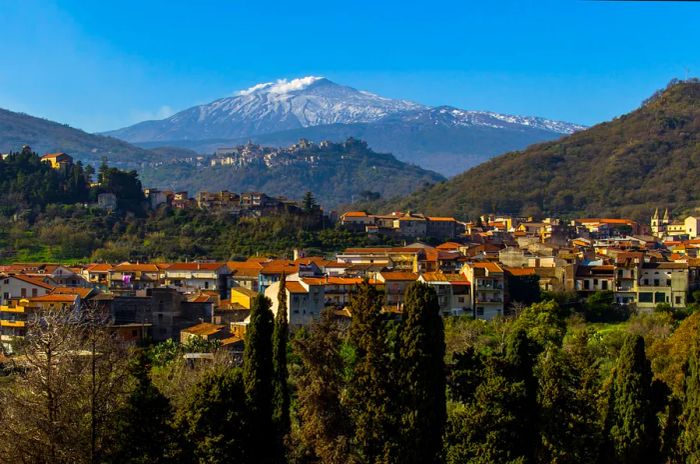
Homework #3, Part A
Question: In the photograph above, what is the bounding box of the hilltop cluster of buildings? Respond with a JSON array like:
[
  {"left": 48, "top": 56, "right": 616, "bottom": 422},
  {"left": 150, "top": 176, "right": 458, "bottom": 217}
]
[
  {"left": 210, "top": 139, "right": 338, "bottom": 168},
  {"left": 3, "top": 207, "right": 700, "bottom": 352}
]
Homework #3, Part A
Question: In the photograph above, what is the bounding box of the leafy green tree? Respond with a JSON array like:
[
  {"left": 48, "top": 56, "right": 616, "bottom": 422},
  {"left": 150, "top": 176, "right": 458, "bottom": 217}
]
[
  {"left": 293, "top": 309, "right": 355, "bottom": 464},
  {"left": 603, "top": 335, "right": 661, "bottom": 464},
  {"left": 397, "top": 282, "right": 446, "bottom": 464},
  {"left": 681, "top": 334, "right": 700, "bottom": 460},
  {"left": 109, "top": 352, "right": 178, "bottom": 464},
  {"left": 346, "top": 281, "right": 397, "bottom": 463},
  {"left": 272, "top": 275, "right": 291, "bottom": 460},
  {"left": 177, "top": 368, "right": 249, "bottom": 463},
  {"left": 243, "top": 294, "right": 275, "bottom": 464}
]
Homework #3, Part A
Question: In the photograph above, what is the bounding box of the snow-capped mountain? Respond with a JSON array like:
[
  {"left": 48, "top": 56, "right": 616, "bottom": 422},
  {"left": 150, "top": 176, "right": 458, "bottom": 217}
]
[
  {"left": 389, "top": 106, "right": 585, "bottom": 134},
  {"left": 105, "top": 77, "right": 425, "bottom": 143},
  {"left": 104, "top": 76, "right": 583, "bottom": 144}
]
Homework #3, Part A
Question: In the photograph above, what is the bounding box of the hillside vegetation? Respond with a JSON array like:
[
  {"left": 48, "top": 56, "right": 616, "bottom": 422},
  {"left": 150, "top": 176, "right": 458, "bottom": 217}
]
[
  {"left": 0, "top": 108, "right": 161, "bottom": 166},
  {"left": 362, "top": 81, "right": 700, "bottom": 221},
  {"left": 139, "top": 139, "right": 444, "bottom": 209}
]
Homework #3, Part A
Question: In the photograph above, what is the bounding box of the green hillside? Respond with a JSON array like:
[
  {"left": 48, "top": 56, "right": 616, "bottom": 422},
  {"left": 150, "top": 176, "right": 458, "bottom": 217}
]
[
  {"left": 361, "top": 80, "right": 700, "bottom": 221},
  {"left": 0, "top": 107, "right": 160, "bottom": 166},
  {"left": 138, "top": 138, "right": 444, "bottom": 209}
]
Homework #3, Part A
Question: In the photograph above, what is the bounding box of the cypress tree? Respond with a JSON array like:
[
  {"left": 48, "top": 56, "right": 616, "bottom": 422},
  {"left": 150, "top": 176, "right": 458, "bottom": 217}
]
[
  {"left": 397, "top": 282, "right": 446, "bottom": 464},
  {"left": 109, "top": 351, "right": 178, "bottom": 464},
  {"left": 346, "top": 281, "right": 396, "bottom": 463},
  {"left": 681, "top": 334, "right": 700, "bottom": 460},
  {"left": 294, "top": 309, "right": 354, "bottom": 464},
  {"left": 604, "top": 334, "right": 660, "bottom": 464},
  {"left": 272, "top": 275, "right": 291, "bottom": 460},
  {"left": 536, "top": 347, "right": 601, "bottom": 464},
  {"left": 177, "top": 368, "right": 249, "bottom": 463},
  {"left": 243, "top": 294, "right": 275, "bottom": 464}
]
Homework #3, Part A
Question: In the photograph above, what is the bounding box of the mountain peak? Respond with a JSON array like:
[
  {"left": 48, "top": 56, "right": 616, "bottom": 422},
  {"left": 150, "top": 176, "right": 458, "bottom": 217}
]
[{"left": 236, "top": 76, "right": 329, "bottom": 96}]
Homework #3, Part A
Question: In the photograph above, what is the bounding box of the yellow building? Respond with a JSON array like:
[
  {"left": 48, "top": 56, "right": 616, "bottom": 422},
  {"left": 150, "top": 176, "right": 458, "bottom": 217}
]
[
  {"left": 230, "top": 286, "right": 258, "bottom": 309},
  {"left": 40, "top": 152, "right": 73, "bottom": 169}
]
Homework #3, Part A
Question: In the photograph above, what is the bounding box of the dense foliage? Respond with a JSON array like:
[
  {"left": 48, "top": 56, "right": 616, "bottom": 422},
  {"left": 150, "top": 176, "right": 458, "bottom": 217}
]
[
  {"left": 361, "top": 80, "right": 700, "bottom": 221},
  {"left": 1, "top": 287, "right": 700, "bottom": 463}
]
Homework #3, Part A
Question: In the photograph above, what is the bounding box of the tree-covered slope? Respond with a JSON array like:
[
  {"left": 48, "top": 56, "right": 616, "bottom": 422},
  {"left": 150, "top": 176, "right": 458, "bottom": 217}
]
[
  {"left": 138, "top": 139, "right": 444, "bottom": 209},
  {"left": 0, "top": 107, "right": 160, "bottom": 166},
  {"left": 364, "top": 81, "right": 700, "bottom": 221}
]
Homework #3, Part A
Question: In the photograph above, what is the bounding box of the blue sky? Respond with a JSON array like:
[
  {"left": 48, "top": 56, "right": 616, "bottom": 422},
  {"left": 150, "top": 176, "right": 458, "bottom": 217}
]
[{"left": 1, "top": 0, "right": 698, "bottom": 132}]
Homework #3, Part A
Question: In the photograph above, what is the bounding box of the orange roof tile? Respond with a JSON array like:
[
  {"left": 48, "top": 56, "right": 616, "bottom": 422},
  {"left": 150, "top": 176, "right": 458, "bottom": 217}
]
[
  {"left": 181, "top": 322, "right": 225, "bottom": 336},
  {"left": 342, "top": 211, "right": 368, "bottom": 218},
  {"left": 166, "top": 262, "right": 225, "bottom": 271},
  {"left": 380, "top": 271, "right": 418, "bottom": 281},
  {"left": 30, "top": 294, "right": 79, "bottom": 303},
  {"left": 286, "top": 281, "right": 308, "bottom": 293},
  {"left": 51, "top": 287, "right": 94, "bottom": 298}
]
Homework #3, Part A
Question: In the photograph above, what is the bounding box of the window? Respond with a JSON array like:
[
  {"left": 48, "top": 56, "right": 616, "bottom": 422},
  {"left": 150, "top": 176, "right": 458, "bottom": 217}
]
[
  {"left": 655, "top": 292, "right": 666, "bottom": 303},
  {"left": 676, "top": 296, "right": 682, "bottom": 305},
  {"left": 639, "top": 292, "right": 653, "bottom": 303},
  {"left": 583, "top": 280, "right": 590, "bottom": 290},
  {"left": 458, "top": 297, "right": 465, "bottom": 303},
  {"left": 204, "top": 281, "right": 209, "bottom": 289},
  {"left": 476, "top": 307, "right": 484, "bottom": 316},
  {"left": 594, "top": 279, "right": 598, "bottom": 286},
  {"left": 654, "top": 279, "right": 660, "bottom": 286},
  {"left": 31, "top": 288, "right": 37, "bottom": 297},
  {"left": 643, "top": 279, "right": 649, "bottom": 285},
  {"left": 157, "top": 313, "right": 163, "bottom": 322},
  {"left": 20, "top": 288, "right": 26, "bottom": 297},
  {"left": 667, "top": 279, "right": 672, "bottom": 286}
]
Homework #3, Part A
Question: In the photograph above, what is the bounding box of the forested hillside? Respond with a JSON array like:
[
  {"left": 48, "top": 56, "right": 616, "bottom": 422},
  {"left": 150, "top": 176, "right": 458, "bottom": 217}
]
[
  {"left": 139, "top": 139, "right": 444, "bottom": 209},
  {"left": 362, "top": 80, "right": 700, "bottom": 221}
]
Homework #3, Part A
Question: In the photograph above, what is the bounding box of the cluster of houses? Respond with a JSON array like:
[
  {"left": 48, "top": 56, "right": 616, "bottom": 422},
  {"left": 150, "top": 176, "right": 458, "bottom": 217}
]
[
  {"left": 3, "top": 207, "right": 700, "bottom": 353},
  {"left": 143, "top": 189, "right": 319, "bottom": 218}
]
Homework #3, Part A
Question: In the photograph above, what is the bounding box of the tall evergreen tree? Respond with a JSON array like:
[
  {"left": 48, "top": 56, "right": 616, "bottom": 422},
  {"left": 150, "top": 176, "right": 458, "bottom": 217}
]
[
  {"left": 681, "top": 334, "right": 700, "bottom": 460},
  {"left": 294, "top": 309, "right": 355, "bottom": 464},
  {"left": 109, "top": 352, "right": 178, "bottom": 464},
  {"left": 176, "top": 368, "right": 249, "bottom": 463},
  {"left": 603, "top": 335, "right": 660, "bottom": 464},
  {"left": 243, "top": 294, "right": 275, "bottom": 464},
  {"left": 535, "top": 347, "right": 601, "bottom": 464},
  {"left": 346, "top": 281, "right": 397, "bottom": 463},
  {"left": 272, "top": 274, "right": 291, "bottom": 460},
  {"left": 397, "top": 282, "right": 446, "bottom": 464},
  {"left": 504, "top": 328, "right": 538, "bottom": 463}
]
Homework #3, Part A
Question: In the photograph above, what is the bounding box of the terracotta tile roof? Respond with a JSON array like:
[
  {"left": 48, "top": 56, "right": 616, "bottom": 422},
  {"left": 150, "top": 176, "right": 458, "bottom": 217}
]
[
  {"left": 343, "top": 247, "right": 422, "bottom": 254},
  {"left": 113, "top": 263, "right": 163, "bottom": 272},
  {"left": 30, "top": 294, "right": 79, "bottom": 303},
  {"left": 85, "top": 263, "right": 113, "bottom": 272},
  {"left": 51, "top": 287, "right": 94, "bottom": 298},
  {"left": 166, "top": 262, "right": 226, "bottom": 271},
  {"left": 188, "top": 294, "right": 216, "bottom": 303},
  {"left": 260, "top": 260, "right": 298, "bottom": 275},
  {"left": 342, "top": 211, "right": 368, "bottom": 218},
  {"left": 181, "top": 322, "right": 225, "bottom": 336},
  {"left": 380, "top": 271, "right": 418, "bottom": 281},
  {"left": 286, "top": 281, "right": 308, "bottom": 294},
  {"left": 8, "top": 274, "right": 55, "bottom": 290},
  {"left": 436, "top": 242, "right": 463, "bottom": 250},
  {"left": 467, "top": 262, "right": 503, "bottom": 273},
  {"left": 505, "top": 267, "right": 537, "bottom": 277}
]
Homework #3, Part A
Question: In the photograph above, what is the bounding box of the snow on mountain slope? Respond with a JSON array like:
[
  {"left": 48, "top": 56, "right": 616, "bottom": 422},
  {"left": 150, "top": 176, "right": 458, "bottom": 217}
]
[
  {"left": 105, "top": 77, "right": 425, "bottom": 142},
  {"left": 104, "top": 77, "right": 584, "bottom": 144}
]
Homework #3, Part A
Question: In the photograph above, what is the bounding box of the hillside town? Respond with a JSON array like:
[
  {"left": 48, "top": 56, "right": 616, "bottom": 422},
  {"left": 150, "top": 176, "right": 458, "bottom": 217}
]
[{"left": 3, "top": 206, "right": 700, "bottom": 353}]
